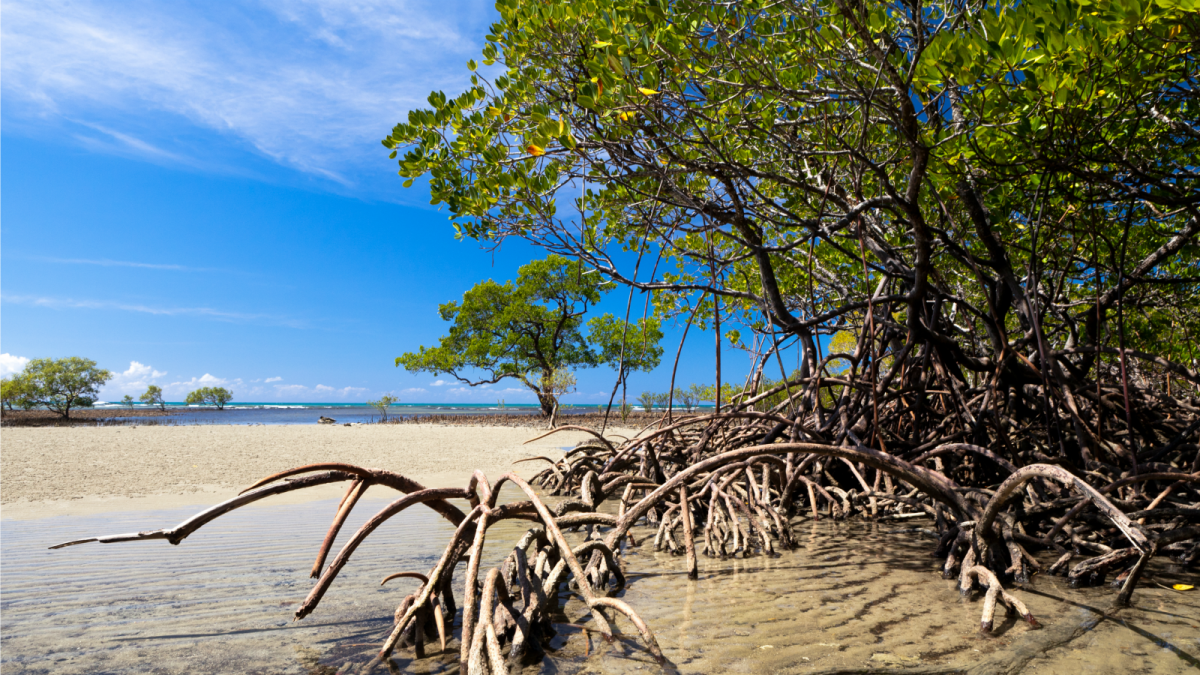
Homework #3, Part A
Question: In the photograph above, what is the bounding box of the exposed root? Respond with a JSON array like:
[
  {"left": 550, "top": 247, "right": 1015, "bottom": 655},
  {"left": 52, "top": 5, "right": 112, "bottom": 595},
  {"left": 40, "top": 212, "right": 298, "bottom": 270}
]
[
  {"left": 962, "top": 565, "right": 1040, "bottom": 632},
  {"left": 52, "top": 396, "right": 1198, "bottom": 673}
]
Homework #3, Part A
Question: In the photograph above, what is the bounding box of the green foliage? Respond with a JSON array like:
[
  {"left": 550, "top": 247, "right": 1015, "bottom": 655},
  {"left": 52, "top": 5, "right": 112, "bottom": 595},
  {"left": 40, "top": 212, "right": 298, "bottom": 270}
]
[
  {"left": 185, "top": 387, "right": 234, "bottom": 410},
  {"left": 826, "top": 331, "right": 858, "bottom": 375},
  {"left": 542, "top": 369, "right": 577, "bottom": 426},
  {"left": 687, "top": 382, "right": 740, "bottom": 408},
  {"left": 676, "top": 386, "right": 699, "bottom": 413},
  {"left": 0, "top": 378, "right": 14, "bottom": 411},
  {"left": 618, "top": 400, "right": 634, "bottom": 423},
  {"left": 385, "top": 0, "right": 1200, "bottom": 394},
  {"left": 1, "top": 374, "right": 39, "bottom": 411},
  {"left": 396, "top": 255, "right": 603, "bottom": 416},
  {"left": 543, "top": 369, "right": 577, "bottom": 398},
  {"left": 22, "top": 357, "right": 112, "bottom": 418},
  {"left": 140, "top": 385, "right": 166, "bottom": 411},
  {"left": 121, "top": 394, "right": 135, "bottom": 409},
  {"left": 366, "top": 394, "right": 399, "bottom": 422},
  {"left": 586, "top": 314, "right": 665, "bottom": 379},
  {"left": 637, "top": 391, "right": 658, "bottom": 411}
]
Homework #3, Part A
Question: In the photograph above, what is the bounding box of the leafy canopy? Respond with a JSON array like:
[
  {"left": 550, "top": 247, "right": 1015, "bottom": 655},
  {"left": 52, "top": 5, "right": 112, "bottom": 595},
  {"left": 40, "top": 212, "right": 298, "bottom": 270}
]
[
  {"left": 185, "top": 387, "right": 234, "bottom": 410},
  {"left": 140, "top": 385, "right": 166, "bottom": 411},
  {"left": 398, "top": 255, "right": 666, "bottom": 415},
  {"left": 22, "top": 357, "right": 112, "bottom": 418},
  {"left": 586, "top": 314, "right": 665, "bottom": 380},
  {"left": 1, "top": 374, "right": 40, "bottom": 411},
  {"left": 384, "top": 0, "right": 1199, "bottom": 393},
  {"left": 367, "top": 394, "right": 399, "bottom": 421},
  {"left": 397, "top": 255, "right": 604, "bottom": 414}
]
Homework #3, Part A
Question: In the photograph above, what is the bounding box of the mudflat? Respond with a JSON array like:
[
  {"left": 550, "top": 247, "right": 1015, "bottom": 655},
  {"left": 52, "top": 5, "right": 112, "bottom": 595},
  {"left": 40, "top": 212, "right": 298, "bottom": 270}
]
[{"left": 0, "top": 424, "right": 626, "bottom": 519}]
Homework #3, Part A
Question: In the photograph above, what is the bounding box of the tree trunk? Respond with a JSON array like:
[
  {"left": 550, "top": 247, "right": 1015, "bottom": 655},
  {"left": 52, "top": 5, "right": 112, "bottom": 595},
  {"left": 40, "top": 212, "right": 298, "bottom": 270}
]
[{"left": 537, "top": 393, "right": 556, "bottom": 418}]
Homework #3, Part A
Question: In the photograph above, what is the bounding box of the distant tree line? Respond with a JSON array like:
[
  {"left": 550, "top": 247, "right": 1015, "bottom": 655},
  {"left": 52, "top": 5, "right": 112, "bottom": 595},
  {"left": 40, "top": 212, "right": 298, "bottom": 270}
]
[
  {"left": 636, "top": 382, "right": 756, "bottom": 414},
  {"left": 1, "top": 357, "right": 112, "bottom": 418},
  {"left": 1, "top": 357, "right": 234, "bottom": 416}
]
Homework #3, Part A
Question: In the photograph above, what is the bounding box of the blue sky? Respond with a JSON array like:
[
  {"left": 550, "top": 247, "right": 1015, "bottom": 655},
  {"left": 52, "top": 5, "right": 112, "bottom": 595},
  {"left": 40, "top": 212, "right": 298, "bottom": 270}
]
[{"left": 1, "top": 0, "right": 783, "bottom": 404}]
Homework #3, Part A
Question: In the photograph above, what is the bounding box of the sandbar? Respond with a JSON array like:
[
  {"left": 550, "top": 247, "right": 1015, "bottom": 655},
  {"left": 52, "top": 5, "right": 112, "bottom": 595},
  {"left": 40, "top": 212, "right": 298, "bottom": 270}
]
[{"left": 0, "top": 424, "right": 630, "bottom": 520}]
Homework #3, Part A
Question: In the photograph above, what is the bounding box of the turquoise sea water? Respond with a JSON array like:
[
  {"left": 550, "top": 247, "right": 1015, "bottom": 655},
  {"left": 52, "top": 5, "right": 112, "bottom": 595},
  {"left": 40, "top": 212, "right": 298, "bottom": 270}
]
[{"left": 84, "top": 402, "right": 680, "bottom": 425}]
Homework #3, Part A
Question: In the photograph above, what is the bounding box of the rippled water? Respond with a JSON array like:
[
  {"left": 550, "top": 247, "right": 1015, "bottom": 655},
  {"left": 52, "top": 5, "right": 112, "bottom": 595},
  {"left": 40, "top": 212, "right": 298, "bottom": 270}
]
[{"left": 3, "top": 491, "right": 1197, "bottom": 674}]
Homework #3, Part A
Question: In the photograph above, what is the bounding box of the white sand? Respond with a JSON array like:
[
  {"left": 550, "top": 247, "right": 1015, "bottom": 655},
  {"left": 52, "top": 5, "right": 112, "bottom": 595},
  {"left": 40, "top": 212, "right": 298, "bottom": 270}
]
[{"left": 0, "top": 424, "right": 625, "bottom": 519}]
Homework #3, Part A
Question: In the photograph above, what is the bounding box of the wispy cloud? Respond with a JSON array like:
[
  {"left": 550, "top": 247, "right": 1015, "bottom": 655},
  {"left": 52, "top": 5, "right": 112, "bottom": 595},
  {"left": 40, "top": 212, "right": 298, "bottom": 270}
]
[
  {"left": 1, "top": 0, "right": 496, "bottom": 186},
  {"left": 73, "top": 121, "right": 188, "bottom": 162},
  {"left": 264, "top": 376, "right": 283, "bottom": 383},
  {"left": 1, "top": 293, "right": 305, "bottom": 328},
  {"left": 33, "top": 256, "right": 229, "bottom": 272}
]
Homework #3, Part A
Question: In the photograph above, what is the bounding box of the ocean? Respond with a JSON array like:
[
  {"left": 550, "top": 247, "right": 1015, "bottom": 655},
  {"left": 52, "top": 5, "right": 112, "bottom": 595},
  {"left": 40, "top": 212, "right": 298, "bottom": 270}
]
[{"left": 86, "top": 402, "right": 615, "bottom": 425}]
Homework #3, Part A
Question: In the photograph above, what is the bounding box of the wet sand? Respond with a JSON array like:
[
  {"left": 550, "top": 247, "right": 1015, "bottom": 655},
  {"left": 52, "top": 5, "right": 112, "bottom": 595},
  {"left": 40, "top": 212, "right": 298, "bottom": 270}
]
[
  {"left": 0, "top": 424, "right": 628, "bottom": 520},
  {"left": 4, "top": 498, "right": 1197, "bottom": 675},
  {"left": 3, "top": 425, "right": 1198, "bottom": 674}
]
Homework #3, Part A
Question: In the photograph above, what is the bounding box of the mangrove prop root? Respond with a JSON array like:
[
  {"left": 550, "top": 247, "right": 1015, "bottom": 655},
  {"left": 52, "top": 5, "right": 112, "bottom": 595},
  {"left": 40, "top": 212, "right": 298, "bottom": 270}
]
[
  {"left": 962, "top": 565, "right": 1040, "bottom": 632},
  {"left": 53, "top": 396, "right": 1199, "bottom": 673}
]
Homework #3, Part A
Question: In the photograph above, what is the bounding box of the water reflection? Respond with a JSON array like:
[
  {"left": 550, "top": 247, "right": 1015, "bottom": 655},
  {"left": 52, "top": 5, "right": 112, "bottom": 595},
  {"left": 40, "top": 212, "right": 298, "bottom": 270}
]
[{"left": 2, "top": 493, "right": 1196, "bottom": 674}]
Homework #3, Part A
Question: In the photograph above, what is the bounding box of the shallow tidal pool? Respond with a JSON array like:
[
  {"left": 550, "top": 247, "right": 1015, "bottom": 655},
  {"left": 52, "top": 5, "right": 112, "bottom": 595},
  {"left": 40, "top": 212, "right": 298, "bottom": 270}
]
[{"left": 2, "top": 488, "right": 1197, "bottom": 674}]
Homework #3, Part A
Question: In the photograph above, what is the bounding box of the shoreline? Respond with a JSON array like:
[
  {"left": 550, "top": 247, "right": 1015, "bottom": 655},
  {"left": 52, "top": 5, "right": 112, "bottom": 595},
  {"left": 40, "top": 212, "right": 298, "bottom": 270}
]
[
  {"left": 1, "top": 408, "right": 180, "bottom": 427},
  {"left": 0, "top": 408, "right": 677, "bottom": 428},
  {"left": 0, "top": 423, "right": 633, "bottom": 520}
]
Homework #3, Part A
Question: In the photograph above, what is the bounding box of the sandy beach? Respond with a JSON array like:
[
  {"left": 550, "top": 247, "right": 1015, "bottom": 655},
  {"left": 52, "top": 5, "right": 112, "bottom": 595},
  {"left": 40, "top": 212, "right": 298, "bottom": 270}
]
[{"left": 0, "top": 424, "right": 629, "bottom": 519}]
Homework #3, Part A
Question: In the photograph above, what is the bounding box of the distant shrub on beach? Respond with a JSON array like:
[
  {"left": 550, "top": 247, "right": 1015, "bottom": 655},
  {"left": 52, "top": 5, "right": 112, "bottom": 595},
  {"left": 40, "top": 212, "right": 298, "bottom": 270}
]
[
  {"left": 185, "top": 387, "right": 233, "bottom": 410},
  {"left": 637, "top": 391, "right": 657, "bottom": 411},
  {"left": 366, "top": 394, "right": 399, "bottom": 422},
  {"left": 1, "top": 374, "right": 40, "bottom": 411},
  {"left": 140, "top": 385, "right": 166, "bottom": 411},
  {"left": 11, "top": 357, "right": 113, "bottom": 419}
]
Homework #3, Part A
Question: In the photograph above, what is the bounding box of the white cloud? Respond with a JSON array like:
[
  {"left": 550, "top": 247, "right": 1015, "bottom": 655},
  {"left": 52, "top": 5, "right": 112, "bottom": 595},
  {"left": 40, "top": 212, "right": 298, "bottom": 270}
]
[
  {"left": 264, "top": 376, "right": 283, "bottom": 383},
  {"left": 0, "top": 354, "right": 31, "bottom": 377},
  {"left": 1, "top": 0, "right": 495, "bottom": 186},
  {"left": 167, "top": 373, "right": 243, "bottom": 397},
  {"left": 172, "top": 373, "right": 233, "bottom": 388},
  {"left": 402, "top": 387, "right": 426, "bottom": 394},
  {"left": 101, "top": 360, "right": 168, "bottom": 395},
  {"left": 274, "top": 382, "right": 366, "bottom": 399},
  {"left": 443, "top": 385, "right": 534, "bottom": 402},
  {"left": 430, "top": 379, "right": 451, "bottom": 387}
]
